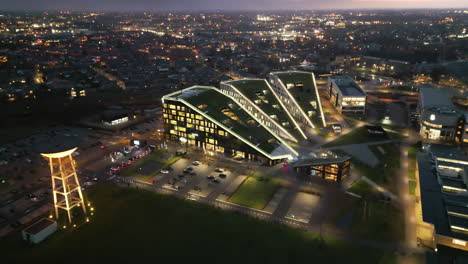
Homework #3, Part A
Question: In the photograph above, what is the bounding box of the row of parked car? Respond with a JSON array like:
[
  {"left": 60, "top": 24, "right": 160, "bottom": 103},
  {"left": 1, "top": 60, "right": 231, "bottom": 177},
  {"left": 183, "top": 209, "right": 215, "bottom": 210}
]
[{"left": 108, "top": 147, "right": 153, "bottom": 175}]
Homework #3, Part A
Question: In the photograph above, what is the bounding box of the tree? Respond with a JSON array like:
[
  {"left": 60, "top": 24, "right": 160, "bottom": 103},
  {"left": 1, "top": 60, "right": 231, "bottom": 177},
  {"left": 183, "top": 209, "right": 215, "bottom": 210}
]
[{"left": 429, "top": 66, "right": 447, "bottom": 83}]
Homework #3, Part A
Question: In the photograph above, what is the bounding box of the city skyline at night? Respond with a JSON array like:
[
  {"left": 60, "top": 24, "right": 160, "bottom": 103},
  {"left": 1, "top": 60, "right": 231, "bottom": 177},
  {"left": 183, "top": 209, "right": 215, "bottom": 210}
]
[
  {"left": 1, "top": 0, "right": 467, "bottom": 12},
  {"left": 0, "top": 2, "right": 467, "bottom": 263}
]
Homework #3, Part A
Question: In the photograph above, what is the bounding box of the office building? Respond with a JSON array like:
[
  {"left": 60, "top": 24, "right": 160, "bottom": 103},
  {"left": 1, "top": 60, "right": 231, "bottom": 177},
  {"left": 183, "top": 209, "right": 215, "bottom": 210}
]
[
  {"left": 162, "top": 86, "right": 298, "bottom": 165},
  {"left": 418, "top": 87, "right": 466, "bottom": 142},
  {"left": 418, "top": 144, "right": 468, "bottom": 251},
  {"left": 327, "top": 76, "right": 367, "bottom": 114}
]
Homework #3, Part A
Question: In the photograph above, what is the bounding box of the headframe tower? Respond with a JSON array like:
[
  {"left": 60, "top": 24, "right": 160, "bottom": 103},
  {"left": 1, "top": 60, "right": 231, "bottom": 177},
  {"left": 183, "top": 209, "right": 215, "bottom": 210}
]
[{"left": 41, "top": 147, "right": 86, "bottom": 223}]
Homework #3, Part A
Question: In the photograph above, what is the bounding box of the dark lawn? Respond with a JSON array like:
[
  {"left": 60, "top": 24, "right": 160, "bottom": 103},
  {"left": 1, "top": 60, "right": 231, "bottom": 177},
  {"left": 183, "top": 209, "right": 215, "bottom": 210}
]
[
  {"left": 323, "top": 126, "right": 394, "bottom": 147},
  {"left": 228, "top": 176, "right": 280, "bottom": 210},
  {"left": 2, "top": 183, "right": 396, "bottom": 264},
  {"left": 348, "top": 179, "right": 375, "bottom": 198},
  {"left": 351, "top": 200, "right": 405, "bottom": 242}
]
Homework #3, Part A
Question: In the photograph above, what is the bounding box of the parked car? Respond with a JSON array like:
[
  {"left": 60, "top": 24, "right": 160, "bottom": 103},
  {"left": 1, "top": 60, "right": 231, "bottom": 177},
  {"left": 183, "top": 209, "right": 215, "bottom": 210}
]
[
  {"left": 161, "top": 169, "right": 169, "bottom": 174},
  {"left": 332, "top": 123, "right": 342, "bottom": 134},
  {"left": 192, "top": 161, "right": 200, "bottom": 165},
  {"left": 214, "top": 168, "right": 224, "bottom": 173},
  {"left": 212, "top": 179, "right": 221, "bottom": 184},
  {"left": 219, "top": 173, "right": 227, "bottom": 178}
]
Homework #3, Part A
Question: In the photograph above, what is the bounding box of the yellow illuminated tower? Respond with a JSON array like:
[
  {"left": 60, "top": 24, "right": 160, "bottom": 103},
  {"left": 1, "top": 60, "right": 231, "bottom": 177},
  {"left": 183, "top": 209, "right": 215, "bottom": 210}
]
[{"left": 41, "top": 147, "right": 86, "bottom": 223}]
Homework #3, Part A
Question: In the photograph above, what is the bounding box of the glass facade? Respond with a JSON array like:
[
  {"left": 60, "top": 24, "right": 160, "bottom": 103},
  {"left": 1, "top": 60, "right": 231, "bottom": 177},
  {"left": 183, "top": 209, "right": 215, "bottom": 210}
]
[
  {"left": 296, "top": 160, "right": 351, "bottom": 183},
  {"left": 163, "top": 100, "right": 283, "bottom": 165}
]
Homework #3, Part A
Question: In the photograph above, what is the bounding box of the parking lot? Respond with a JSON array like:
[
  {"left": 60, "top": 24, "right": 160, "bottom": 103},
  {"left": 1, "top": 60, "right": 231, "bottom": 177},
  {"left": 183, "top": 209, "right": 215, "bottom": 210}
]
[{"left": 150, "top": 158, "right": 240, "bottom": 200}]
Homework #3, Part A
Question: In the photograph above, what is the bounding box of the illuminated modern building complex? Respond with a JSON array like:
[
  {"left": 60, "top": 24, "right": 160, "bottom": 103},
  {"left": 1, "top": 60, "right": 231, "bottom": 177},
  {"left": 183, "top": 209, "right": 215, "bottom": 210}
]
[
  {"left": 41, "top": 148, "right": 86, "bottom": 223},
  {"left": 327, "top": 76, "right": 367, "bottom": 114},
  {"left": 161, "top": 73, "right": 352, "bottom": 177},
  {"left": 162, "top": 86, "right": 298, "bottom": 165},
  {"left": 220, "top": 79, "right": 306, "bottom": 142},
  {"left": 293, "top": 150, "right": 351, "bottom": 182},
  {"left": 418, "top": 88, "right": 466, "bottom": 143},
  {"left": 268, "top": 71, "right": 326, "bottom": 129}
]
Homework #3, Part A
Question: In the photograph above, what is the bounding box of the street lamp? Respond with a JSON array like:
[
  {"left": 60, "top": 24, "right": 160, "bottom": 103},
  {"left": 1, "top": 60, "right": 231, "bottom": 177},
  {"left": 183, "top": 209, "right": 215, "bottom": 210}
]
[{"left": 180, "top": 137, "right": 188, "bottom": 154}]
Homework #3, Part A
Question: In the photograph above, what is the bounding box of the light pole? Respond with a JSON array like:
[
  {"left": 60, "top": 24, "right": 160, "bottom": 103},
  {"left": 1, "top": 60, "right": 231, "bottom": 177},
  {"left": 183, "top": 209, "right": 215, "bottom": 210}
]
[{"left": 179, "top": 137, "right": 188, "bottom": 154}]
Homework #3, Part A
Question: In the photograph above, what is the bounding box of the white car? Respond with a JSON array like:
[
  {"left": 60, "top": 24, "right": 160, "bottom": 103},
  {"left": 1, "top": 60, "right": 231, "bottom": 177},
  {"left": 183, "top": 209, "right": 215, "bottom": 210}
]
[
  {"left": 161, "top": 169, "right": 169, "bottom": 174},
  {"left": 192, "top": 161, "right": 200, "bottom": 165},
  {"left": 332, "top": 123, "right": 342, "bottom": 134}
]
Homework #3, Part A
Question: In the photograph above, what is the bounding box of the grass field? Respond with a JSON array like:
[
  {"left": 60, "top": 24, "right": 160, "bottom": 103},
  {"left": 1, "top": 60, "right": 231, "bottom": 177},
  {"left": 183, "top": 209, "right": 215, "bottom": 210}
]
[
  {"left": 359, "top": 144, "right": 400, "bottom": 190},
  {"left": 409, "top": 180, "right": 417, "bottom": 195},
  {"left": 323, "top": 126, "right": 400, "bottom": 147},
  {"left": 121, "top": 149, "right": 180, "bottom": 181},
  {"left": 1, "top": 183, "right": 396, "bottom": 264},
  {"left": 334, "top": 143, "right": 400, "bottom": 191},
  {"left": 348, "top": 179, "right": 374, "bottom": 198},
  {"left": 408, "top": 146, "right": 417, "bottom": 181},
  {"left": 352, "top": 200, "right": 405, "bottom": 242},
  {"left": 228, "top": 176, "right": 280, "bottom": 210}
]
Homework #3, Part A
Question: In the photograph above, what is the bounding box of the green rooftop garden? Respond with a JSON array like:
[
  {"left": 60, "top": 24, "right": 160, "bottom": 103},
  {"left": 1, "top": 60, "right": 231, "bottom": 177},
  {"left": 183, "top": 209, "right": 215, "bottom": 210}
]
[
  {"left": 227, "top": 79, "right": 302, "bottom": 140},
  {"left": 183, "top": 88, "right": 280, "bottom": 154},
  {"left": 273, "top": 72, "right": 324, "bottom": 127}
]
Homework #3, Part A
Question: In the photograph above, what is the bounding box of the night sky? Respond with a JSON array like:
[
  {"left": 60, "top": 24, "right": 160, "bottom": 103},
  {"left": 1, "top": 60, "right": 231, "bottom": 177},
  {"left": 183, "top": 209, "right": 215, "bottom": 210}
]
[{"left": 1, "top": 0, "right": 467, "bottom": 11}]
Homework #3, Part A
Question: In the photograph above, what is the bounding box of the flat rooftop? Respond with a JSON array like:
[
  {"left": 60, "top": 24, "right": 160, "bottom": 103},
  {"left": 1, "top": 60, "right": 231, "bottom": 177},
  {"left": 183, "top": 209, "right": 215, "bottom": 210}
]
[
  {"left": 225, "top": 79, "right": 302, "bottom": 140},
  {"left": 419, "top": 148, "right": 468, "bottom": 241},
  {"left": 419, "top": 87, "right": 454, "bottom": 109},
  {"left": 294, "top": 150, "right": 350, "bottom": 167},
  {"left": 329, "top": 76, "right": 366, "bottom": 97},
  {"left": 429, "top": 144, "right": 468, "bottom": 162},
  {"left": 165, "top": 86, "right": 293, "bottom": 157},
  {"left": 23, "top": 218, "right": 56, "bottom": 235}
]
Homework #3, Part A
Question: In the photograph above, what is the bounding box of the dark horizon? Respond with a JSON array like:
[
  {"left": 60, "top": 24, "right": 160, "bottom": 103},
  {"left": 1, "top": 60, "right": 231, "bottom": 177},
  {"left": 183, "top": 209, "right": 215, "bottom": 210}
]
[{"left": 0, "top": 0, "right": 466, "bottom": 13}]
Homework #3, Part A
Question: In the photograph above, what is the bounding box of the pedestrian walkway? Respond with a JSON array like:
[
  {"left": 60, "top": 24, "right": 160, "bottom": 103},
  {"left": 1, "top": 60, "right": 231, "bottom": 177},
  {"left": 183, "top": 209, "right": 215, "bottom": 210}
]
[
  {"left": 361, "top": 176, "right": 398, "bottom": 201},
  {"left": 264, "top": 187, "right": 289, "bottom": 213}
]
